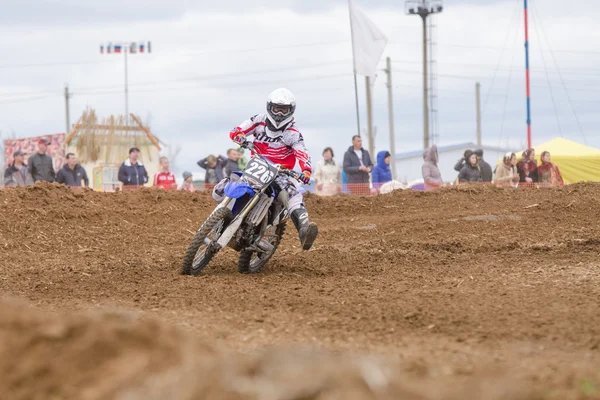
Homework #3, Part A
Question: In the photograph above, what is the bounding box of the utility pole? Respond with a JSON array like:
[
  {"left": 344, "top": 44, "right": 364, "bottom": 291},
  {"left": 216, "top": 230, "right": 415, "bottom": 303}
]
[
  {"left": 365, "top": 76, "right": 375, "bottom": 158},
  {"left": 406, "top": 0, "right": 443, "bottom": 149},
  {"left": 475, "top": 82, "right": 482, "bottom": 147},
  {"left": 385, "top": 57, "right": 397, "bottom": 180},
  {"left": 64, "top": 84, "right": 71, "bottom": 135}
]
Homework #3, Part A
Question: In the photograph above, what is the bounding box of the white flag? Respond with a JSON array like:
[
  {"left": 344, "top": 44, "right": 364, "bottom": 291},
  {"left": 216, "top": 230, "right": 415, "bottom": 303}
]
[{"left": 349, "top": 0, "right": 388, "bottom": 79}]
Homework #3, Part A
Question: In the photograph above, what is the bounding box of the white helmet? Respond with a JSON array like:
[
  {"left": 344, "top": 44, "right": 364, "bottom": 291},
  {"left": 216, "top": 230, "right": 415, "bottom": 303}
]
[{"left": 266, "top": 88, "right": 296, "bottom": 131}]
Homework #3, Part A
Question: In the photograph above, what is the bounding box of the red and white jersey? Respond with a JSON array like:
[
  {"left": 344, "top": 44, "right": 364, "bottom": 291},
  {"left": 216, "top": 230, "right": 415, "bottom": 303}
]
[
  {"left": 153, "top": 171, "right": 176, "bottom": 190},
  {"left": 230, "top": 113, "right": 312, "bottom": 173}
]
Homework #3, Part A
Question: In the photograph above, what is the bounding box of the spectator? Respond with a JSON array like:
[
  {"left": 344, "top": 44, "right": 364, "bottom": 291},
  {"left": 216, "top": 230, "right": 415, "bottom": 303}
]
[
  {"left": 341, "top": 169, "right": 350, "bottom": 194},
  {"left": 458, "top": 150, "right": 482, "bottom": 183},
  {"left": 56, "top": 153, "right": 89, "bottom": 187},
  {"left": 343, "top": 135, "right": 373, "bottom": 195},
  {"left": 372, "top": 150, "right": 392, "bottom": 191},
  {"left": 314, "top": 147, "right": 342, "bottom": 196},
  {"left": 153, "top": 156, "right": 176, "bottom": 190},
  {"left": 237, "top": 148, "right": 248, "bottom": 170},
  {"left": 493, "top": 152, "right": 519, "bottom": 187},
  {"left": 28, "top": 138, "right": 56, "bottom": 183},
  {"left": 454, "top": 149, "right": 472, "bottom": 172},
  {"left": 474, "top": 149, "right": 493, "bottom": 182},
  {"left": 180, "top": 171, "right": 196, "bottom": 192},
  {"left": 224, "top": 149, "right": 241, "bottom": 177},
  {"left": 197, "top": 154, "right": 226, "bottom": 191},
  {"left": 422, "top": 145, "right": 443, "bottom": 190},
  {"left": 118, "top": 147, "right": 149, "bottom": 188},
  {"left": 4, "top": 150, "right": 34, "bottom": 187},
  {"left": 517, "top": 148, "right": 538, "bottom": 184},
  {"left": 537, "top": 151, "right": 564, "bottom": 186}
]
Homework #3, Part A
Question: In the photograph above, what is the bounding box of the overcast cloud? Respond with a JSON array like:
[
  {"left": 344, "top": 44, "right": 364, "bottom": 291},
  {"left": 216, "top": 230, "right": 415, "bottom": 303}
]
[{"left": 1, "top": 0, "right": 599, "bottom": 175}]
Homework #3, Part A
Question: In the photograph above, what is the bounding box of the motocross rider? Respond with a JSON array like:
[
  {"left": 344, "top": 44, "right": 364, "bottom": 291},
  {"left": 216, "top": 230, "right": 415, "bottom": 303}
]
[{"left": 213, "top": 88, "right": 319, "bottom": 251}]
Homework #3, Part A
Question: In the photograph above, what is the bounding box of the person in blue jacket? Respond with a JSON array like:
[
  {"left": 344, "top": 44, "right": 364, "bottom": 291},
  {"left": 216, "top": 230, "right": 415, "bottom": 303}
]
[
  {"left": 372, "top": 150, "right": 392, "bottom": 190},
  {"left": 118, "top": 147, "right": 149, "bottom": 188}
]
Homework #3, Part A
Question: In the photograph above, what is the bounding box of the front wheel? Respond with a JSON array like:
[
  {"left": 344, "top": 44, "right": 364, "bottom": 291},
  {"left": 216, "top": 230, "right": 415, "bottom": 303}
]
[
  {"left": 181, "top": 207, "right": 232, "bottom": 275},
  {"left": 238, "top": 223, "right": 286, "bottom": 274}
]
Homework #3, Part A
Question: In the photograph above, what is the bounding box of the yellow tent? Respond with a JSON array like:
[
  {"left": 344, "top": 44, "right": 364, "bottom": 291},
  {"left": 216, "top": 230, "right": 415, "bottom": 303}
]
[{"left": 530, "top": 138, "right": 600, "bottom": 184}]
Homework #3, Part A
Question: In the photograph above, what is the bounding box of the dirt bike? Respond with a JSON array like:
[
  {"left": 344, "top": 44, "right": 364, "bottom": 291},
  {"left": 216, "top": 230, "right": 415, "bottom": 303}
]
[{"left": 181, "top": 142, "right": 302, "bottom": 275}]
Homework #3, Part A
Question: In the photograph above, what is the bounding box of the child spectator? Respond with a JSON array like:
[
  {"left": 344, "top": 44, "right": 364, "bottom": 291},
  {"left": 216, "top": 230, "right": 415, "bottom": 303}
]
[
  {"left": 197, "top": 155, "right": 226, "bottom": 191},
  {"left": 537, "top": 151, "right": 564, "bottom": 186},
  {"left": 180, "top": 171, "right": 196, "bottom": 192},
  {"left": 372, "top": 150, "right": 392, "bottom": 191},
  {"left": 458, "top": 150, "right": 482, "bottom": 183},
  {"left": 153, "top": 156, "right": 176, "bottom": 190}
]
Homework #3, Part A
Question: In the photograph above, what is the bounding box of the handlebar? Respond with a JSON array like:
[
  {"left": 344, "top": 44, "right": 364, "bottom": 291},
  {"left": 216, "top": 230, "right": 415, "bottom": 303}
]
[{"left": 239, "top": 141, "right": 301, "bottom": 181}]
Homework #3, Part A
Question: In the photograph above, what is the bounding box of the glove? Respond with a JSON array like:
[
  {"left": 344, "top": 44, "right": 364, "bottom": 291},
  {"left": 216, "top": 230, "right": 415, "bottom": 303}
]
[
  {"left": 232, "top": 129, "right": 247, "bottom": 145},
  {"left": 298, "top": 171, "right": 311, "bottom": 185}
]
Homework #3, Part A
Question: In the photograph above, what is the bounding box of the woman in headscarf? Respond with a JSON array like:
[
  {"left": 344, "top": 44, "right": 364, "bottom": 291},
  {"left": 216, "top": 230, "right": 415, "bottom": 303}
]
[
  {"left": 516, "top": 148, "right": 538, "bottom": 184},
  {"left": 537, "top": 151, "right": 564, "bottom": 186},
  {"left": 493, "top": 152, "right": 519, "bottom": 187},
  {"left": 313, "top": 147, "right": 342, "bottom": 196},
  {"left": 422, "top": 144, "right": 443, "bottom": 190},
  {"left": 458, "top": 150, "right": 482, "bottom": 183}
]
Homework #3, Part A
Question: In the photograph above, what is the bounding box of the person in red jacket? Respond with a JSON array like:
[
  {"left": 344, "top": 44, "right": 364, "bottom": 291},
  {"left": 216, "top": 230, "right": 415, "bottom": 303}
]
[
  {"left": 153, "top": 156, "right": 176, "bottom": 190},
  {"left": 216, "top": 88, "right": 318, "bottom": 250}
]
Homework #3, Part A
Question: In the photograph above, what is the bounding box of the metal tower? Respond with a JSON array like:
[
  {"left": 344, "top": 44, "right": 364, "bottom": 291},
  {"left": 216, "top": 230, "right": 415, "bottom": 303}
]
[
  {"left": 427, "top": 14, "right": 439, "bottom": 145},
  {"left": 405, "top": 0, "right": 443, "bottom": 150}
]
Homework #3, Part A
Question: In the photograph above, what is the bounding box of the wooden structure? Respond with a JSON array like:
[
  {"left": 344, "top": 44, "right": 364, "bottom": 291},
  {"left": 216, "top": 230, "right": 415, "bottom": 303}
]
[{"left": 66, "top": 109, "right": 162, "bottom": 191}]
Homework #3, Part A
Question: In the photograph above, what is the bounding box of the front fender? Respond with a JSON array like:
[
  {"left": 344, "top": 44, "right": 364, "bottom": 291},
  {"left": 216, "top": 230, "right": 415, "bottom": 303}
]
[{"left": 224, "top": 181, "right": 255, "bottom": 199}]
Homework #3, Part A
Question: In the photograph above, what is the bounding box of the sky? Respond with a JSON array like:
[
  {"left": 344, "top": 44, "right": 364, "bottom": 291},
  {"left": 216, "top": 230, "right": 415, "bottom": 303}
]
[{"left": 1, "top": 0, "right": 599, "bottom": 175}]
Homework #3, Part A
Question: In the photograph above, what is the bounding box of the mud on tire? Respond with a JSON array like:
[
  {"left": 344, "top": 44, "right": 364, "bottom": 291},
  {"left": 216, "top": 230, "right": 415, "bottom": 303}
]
[
  {"left": 238, "top": 223, "right": 286, "bottom": 274},
  {"left": 181, "top": 207, "right": 232, "bottom": 275}
]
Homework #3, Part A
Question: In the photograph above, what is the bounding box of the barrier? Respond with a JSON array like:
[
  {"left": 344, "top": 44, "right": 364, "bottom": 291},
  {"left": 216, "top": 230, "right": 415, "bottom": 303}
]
[{"left": 307, "top": 181, "right": 564, "bottom": 196}]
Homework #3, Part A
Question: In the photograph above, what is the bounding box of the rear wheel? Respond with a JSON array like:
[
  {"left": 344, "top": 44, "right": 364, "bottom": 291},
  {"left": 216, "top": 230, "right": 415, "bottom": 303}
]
[
  {"left": 238, "top": 223, "right": 286, "bottom": 274},
  {"left": 181, "top": 207, "right": 232, "bottom": 275}
]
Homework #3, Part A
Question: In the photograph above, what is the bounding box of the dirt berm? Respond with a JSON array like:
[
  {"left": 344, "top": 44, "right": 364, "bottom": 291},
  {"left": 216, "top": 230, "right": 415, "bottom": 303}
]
[{"left": 0, "top": 183, "right": 599, "bottom": 399}]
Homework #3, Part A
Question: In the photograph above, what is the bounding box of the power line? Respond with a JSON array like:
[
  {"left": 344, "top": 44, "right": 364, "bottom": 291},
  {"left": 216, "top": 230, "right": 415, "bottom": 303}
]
[
  {"left": 73, "top": 73, "right": 352, "bottom": 97},
  {"left": 530, "top": 5, "right": 562, "bottom": 137},
  {"left": 482, "top": 0, "right": 522, "bottom": 115},
  {"left": 0, "top": 94, "right": 60, "bottom": 105},
  {"left": 0, "top": 60, "right": 115, "bottom": 70},
  {"left": 531, "top": 0, "right": 586, "bottom": 144},
  {"left": 72, "top": 60, "right": 351, "bottom": 93},
  {"left": 499, "top": 11, "right": 522, "bottom": 145}
]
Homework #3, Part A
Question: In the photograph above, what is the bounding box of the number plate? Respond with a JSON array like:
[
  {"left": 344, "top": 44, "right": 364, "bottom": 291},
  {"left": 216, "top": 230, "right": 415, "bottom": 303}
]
[{"left": 242, "top": 157, "right": 278, "bottom": 188}]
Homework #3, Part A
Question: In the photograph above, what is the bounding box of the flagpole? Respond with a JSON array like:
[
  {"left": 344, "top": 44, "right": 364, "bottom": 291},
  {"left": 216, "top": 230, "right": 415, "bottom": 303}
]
[
  {"left": 124, "top": 44, "right": 129, "bottom": 125},
  {"left": 348, "top": 0, "right": 362, "bottom": 137},
  {"left": 524, "top": 0, "right": 532, "bottom": 148}
]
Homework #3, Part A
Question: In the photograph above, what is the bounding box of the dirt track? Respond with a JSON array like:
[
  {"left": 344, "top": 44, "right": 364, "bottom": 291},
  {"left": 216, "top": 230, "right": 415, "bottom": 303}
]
[{"left": 0, "top": 183, "right": 599, "bottom": 399}]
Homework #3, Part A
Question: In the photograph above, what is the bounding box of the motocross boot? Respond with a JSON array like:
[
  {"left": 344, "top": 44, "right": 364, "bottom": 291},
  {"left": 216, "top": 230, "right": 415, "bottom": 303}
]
[{"left": 291, "top": 208, "right": 318, "bottom": 251}]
